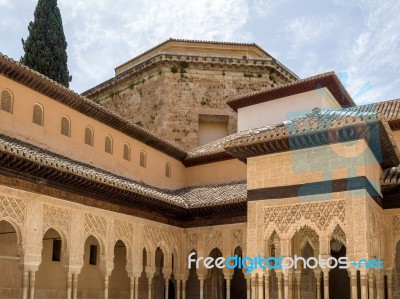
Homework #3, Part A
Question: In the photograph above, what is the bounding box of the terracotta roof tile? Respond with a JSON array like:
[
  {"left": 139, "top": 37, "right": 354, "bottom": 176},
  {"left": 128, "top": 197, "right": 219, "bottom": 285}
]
[
  {"left": 227, "top": 72, "right": 356, "bottom": 110},
  {"left": 0, "top": 134, "right": 245, "bottom": 208},
  {"left": 0, "top": 53, "right": 187, "bottom": 160}
]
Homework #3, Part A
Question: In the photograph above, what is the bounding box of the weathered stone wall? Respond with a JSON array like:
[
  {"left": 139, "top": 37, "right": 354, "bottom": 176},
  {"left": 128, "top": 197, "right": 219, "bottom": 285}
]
[{"left": 89, "top": 61, "right": 293, "bottom": 150}]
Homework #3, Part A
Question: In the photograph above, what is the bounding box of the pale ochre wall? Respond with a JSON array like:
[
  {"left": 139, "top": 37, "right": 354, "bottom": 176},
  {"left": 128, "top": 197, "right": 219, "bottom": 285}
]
[
  {"left": 198, "top": 122, "right": 228, "bottom": 146},
  {"left": 109, "top": 242, "right": 130, "bottom": 292},
  {"left": 0, "top": 76, "right": 187, "bottom": 190},
  {"left": 115, "top": 41, "right": 268, "bottom": 74},
  {"left": 36, "top": 229, "right": 65, "bottom": 291},
  {"left": 0, "top": 75, "right": 248, "bottom": 189},
  {"left": 392, "top": 130, "right": 400, "bottom": 149},
  {"left": 185, "top": 159, "right": 246, "bottom": 187},
  {"left": 237, "top": 88, "right": 341, "bottom": 131},
  {"left": 0, "top": 221, "right": 20, "bottom": 291},
  {"left": 79, "top": 236, "right": 103, "bottom": 291},
  {"left": 247, "top": 139, "right": 382, "bottom": 194}
]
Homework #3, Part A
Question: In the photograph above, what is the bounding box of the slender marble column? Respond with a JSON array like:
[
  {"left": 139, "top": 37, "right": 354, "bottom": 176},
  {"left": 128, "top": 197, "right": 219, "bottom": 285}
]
[
  {"left": 147, "top": 278, "right": 152, "bottom": 299},
  {"left": 129, "top": 277, "right": 134, "bottom": 299},
  {"left": 368, "top": 271, "right": 375, "bottom": 299},
  {"left": 258, "top": 275, "right": 264, "bottom": 299},
  {"left": 276, "top": 271, "right": 283, "bottom": 299},
  {"left": 350, "top": 269, "right": 358, "bottom": 299},
  {"left": 283, "top": 272, "right": 289, "bottom": 299},
  {"left": 294, "top": 271, "right": 301, "bottom": 299},
  {"left": 165, "top": 279, "right": 169, "bottom": 299},
  {"left": 264, "top": 271, "right": 270, "bottom": 299},
  {"left": 386, "top": 272, "right": 393, "bottom": 299},
  {"left": 104, "top": 275, "right": 109, "bottom": 299},
  {"left": 66, "top": 272, "right": 73, "bottom": 299},
  {"left": 226, "top": 277, "right": 231, "bottom": 299},
  {"left": 29, "top": 271, "right": 36, "bottom": 299},
  {"left": 21, "top": 270, "right": 29, "bottom": 299},
  {"left": 246, "top": 277, "right": 251, "bottom": 299},
  {"left": 322, "top": 269, "right": 329, "bottom": 299},
  {"left": 360, "top": 270, "right": 368, "bottom": 299},
  {"left": 251, "top": 275, "right": 257, "bottom": 299},
  {"left": 182, "top": 280, "right": 186, "bottom": 299},
  {"left": 176, "top": 280, "right": 181, "bottom": 299},
  {"left": 376, "top": 271, "right": 384, "bottom": 299},
  {"left": 134, "top": 277, "right": 139, "bottom": 299},
  {"left": 315, "top": 270, "right": 321, "bottom": 299},
  {"left": 199, "top": 278, "right": 204, "bottom": 299},
  {"left": 72, "top": 273, "right": 78, "bottom": 299},
  {"left": 288, "top": 271, "right": 293, "bottom": 299}
]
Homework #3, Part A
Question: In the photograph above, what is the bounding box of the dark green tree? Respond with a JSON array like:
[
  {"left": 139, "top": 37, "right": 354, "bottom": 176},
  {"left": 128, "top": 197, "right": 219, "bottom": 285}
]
[{"left": 21, "top": 0, "right": 72, "bottom": 87}]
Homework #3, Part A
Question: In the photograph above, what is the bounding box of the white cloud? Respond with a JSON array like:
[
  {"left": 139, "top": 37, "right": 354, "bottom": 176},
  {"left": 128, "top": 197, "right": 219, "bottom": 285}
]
[
  {"left": 58, "top": 0, "right": 251, "bottom": 92},
  {"left": 284, "top": 16, "right": 337, "bottom": 50},
  {"left": 0, "top": 0, "right": 10, "bottom": 6},
  {"left": 252, "top": 0, "right": 287, "bottom": 16},
  {"left": 339, "top": 0, "right": 400, "bottom": 103}
]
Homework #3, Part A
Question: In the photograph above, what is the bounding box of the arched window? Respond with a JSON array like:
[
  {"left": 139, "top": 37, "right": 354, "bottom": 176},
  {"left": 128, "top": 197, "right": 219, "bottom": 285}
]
[
  {"left": 0, "top": 89, "right": 13, "bottom": 114},
  {"left": 140, "top": 151, "right": 146, "bottom": 168},
  {"left": 32, "top": 103, "right": 44, "bottom": 126},
  {"left": 84, "top": 126, "right": 94, "bottom": 146},
  {"left": 123, "top": 143, "right": 131, "bottom": 161},
  {"left": 60, "top": 116, "right": 71, "bottom": 137},
  {"left": 165, "top": 162, "right": 171, "bottom": 178},
  {"left": 105, "top": 135, "right": 113, "bottom": 154}
]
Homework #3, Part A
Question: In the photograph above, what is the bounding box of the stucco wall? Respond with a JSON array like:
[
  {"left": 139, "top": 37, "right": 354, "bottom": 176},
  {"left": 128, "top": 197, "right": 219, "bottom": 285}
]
[
  {"left": 247, "top": 139, "right": 382, "bottom": 195},
  {"left": 237, "top": 88, "right": 341, "bottom": 131},
  {"left": 0, "top": 76, "right": 187, "bottom": 190}
]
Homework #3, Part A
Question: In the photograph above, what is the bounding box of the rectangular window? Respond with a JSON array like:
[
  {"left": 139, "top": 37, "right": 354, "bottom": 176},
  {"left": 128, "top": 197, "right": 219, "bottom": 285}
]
[
  {"left": 52, "top": 239, "right": 62, "bottom": 262},
  {"left": 89, "top": 245, "right": 97, "bottom": 265}
]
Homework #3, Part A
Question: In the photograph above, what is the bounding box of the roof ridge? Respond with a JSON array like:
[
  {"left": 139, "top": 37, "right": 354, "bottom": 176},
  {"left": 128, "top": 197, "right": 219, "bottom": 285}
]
[
  {"left": 0, "top": 52, "right": 188, "bottom": 160},
  {"left": 114, "top": 38, "right": 268, "bottom": 71},
  {"left": 227, "top": 71, "right": 335, "bottom": 103}
]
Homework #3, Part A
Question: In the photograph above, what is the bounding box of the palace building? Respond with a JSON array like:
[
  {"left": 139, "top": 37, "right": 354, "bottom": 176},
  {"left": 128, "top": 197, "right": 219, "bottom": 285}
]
[{"left": 0, "top": 39, "right": 400, "bottom": 299}]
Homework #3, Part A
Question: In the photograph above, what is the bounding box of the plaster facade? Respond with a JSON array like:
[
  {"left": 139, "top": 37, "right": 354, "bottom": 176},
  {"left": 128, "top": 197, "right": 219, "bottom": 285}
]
[{"left": 1, "top": 40, "right": 400, "bottom": 299}]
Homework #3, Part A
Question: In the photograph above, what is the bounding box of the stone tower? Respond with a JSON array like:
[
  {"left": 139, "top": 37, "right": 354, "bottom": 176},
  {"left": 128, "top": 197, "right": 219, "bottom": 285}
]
[{"left": 83, "top": 39, "right": 298, "bottom": 150}]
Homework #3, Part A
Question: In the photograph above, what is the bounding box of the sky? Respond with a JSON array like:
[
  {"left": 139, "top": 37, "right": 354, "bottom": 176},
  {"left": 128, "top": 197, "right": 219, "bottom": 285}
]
[{"left": 0, "top": 0, "right": 399, "bottom": 105}]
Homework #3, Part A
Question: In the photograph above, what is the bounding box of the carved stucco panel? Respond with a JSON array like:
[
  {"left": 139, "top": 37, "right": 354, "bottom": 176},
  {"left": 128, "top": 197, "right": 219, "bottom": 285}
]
[
  {"left": 0, "top": 195, "right": 25, "bottom": 224},
  {"left": 264, "top": 200, "right": 345, "bottom": 235},
  {"left": 42, "top": 204, "right": 71, "bottom": 234}
]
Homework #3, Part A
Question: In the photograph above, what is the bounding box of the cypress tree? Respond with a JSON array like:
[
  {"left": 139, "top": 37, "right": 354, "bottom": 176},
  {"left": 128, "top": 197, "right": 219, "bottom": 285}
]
[{"left": 21, "top": 0, "right": 72, "bottom": 87}]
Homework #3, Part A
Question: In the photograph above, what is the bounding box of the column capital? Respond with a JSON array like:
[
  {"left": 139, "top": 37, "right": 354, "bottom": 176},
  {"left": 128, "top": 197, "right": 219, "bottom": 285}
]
[
  {"left": 162, "top": 267, "right": 172, "bottom": 279},
  {"left": 174, "top": 274, "right": 188, "bottom": 281}
]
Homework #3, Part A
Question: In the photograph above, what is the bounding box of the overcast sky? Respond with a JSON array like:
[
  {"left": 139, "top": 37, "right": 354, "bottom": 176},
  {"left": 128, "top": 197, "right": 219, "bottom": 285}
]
[{"left": 0, "top": 0, "right": 399, "bottom": 105}]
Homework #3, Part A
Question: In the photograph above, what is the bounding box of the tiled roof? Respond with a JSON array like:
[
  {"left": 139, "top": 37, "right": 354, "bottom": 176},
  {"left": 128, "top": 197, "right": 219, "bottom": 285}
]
[
  {"left": 177, "top": 181, "right": 246, "bottom": 208},
  {"left": 226, "top": 72, "right": 356, "bottom": 111},
  {"left": 345, "top": 98, "right": 400, "bottom": 122},
  {"left": 114, "top": 38, "right": 273, "bottom": 71},
  {"left": 0, "top": 53, "right": 187, "bottom": 161},
  {"left": 0, "top": 134, "right": 245, "bottom": 209},
  {"left": 0, "top": 134, "right": 187, "bottom": 207},
  {"left": 186, "top": 98, "right": 400, "bottom": 165},
  {"left": 381, "top": 166, "right": 400, "bottom": 185}
]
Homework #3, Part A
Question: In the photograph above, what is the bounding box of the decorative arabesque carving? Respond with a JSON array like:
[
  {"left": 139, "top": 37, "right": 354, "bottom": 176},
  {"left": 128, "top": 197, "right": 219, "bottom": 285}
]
[
  {"left": 144, "top": 227, "right": 179, "bottom": 253},
  {"left": 330, "top": 225, "right": 346, "bottom": 252},
  {"left": 297, "top": 226, "right": 320, "bottom": 251},
  {"left": 84, "top": 213, "right": 107, "bottom": 240},
  {"left": 231, "top": 229, "right": 243, "bottom": 248},
  {"left": 43, "top": 204, "right": 71, "bottom": 233},
  {"left": 114, "top": 219, "right": 134, "bottom": 242},
  {"left": 264, "top": 200, "right": 345, "bottom": 233},
  {"left": 205, "top": 230, "right": 222, "bottom": 254},
  {"left": 186, "top": 233, "right": 198, "bottom": 250},
  {"left": 368, "top": 202, "right": 382, "bottom": 258},
  {"left": 0, "top": 195, "right": 25, "bottom": 224},
  {"left": 393, "top": 215, "right": 400, "bottom": 242}
]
